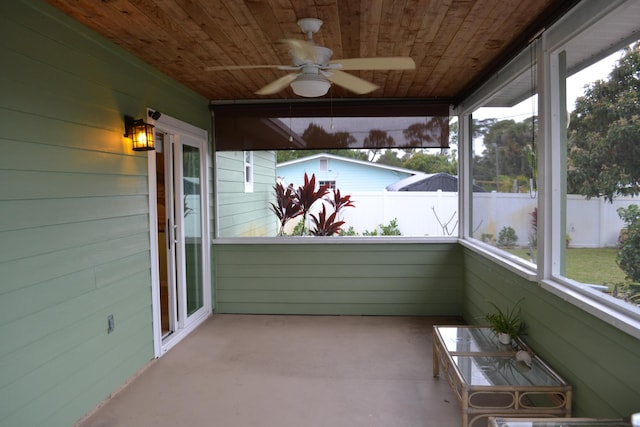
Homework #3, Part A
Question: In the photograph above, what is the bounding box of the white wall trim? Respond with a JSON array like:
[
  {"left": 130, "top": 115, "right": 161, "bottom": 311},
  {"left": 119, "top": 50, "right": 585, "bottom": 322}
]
[
  {"left": 146, "top": 146, "right": 162, "bottom": 358},
  {"left": 458, "top": 239, "right": 538, "bottom": 282},
  {"left": 213, "top": 236, "right": 458, "bottom": 245}
]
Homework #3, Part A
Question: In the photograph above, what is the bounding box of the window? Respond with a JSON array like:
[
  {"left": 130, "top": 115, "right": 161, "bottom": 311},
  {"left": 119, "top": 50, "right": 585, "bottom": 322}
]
[
  {"left": 551, "top": 34, "right": 640, "bottom": 320},
  {"left": 212, "top": 100, "right": 456, "bottom": 238},
  {"left": 467, "top": 46, "right": 539, "bottom": 269},
  {"left": 459, "top": 0, "right": 640, "bottom": 337},
  {"left": 244, "top": 151, "right": 253, "bottom": 192},
  {"left": 319, "top": 180, "right": 336, "bottom": 189}
]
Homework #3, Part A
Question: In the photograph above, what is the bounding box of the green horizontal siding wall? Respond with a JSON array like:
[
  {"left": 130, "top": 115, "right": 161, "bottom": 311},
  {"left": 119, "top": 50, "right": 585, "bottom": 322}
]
[
  {"left": 216, "top": 151, "right": 278, "bottom": 237},
  {"left": 462, "top": 248, "right": 640, "bottom": 419},
  {"left": 214, "top": 242, "right": 463, "bottom": 315},
  {"left": 0, "top": 2, "right": 210, "bottom": 427}
]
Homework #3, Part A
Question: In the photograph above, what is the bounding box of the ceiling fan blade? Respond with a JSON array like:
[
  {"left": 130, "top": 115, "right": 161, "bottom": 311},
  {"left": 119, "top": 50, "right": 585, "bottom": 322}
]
[
  {"left": 325, "top": 70, "right": 379, "bottom": 95},
  {"left": 254, "top": 73, "right": 299, "bottom": 95},
  {"left": 205, "top": 64, "right": 295, "bottom": 71},
  {"left": 329, "top": 57, "right": 415, "bottom": 70},
  {"left": 280, "top": 38, "right": 317, "bottom": 63}
]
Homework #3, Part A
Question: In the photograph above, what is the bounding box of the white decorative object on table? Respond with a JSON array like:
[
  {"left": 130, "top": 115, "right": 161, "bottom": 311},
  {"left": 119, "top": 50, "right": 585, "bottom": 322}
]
[{"left": 516, "top": 350, "right": 532, "bottom": 368}]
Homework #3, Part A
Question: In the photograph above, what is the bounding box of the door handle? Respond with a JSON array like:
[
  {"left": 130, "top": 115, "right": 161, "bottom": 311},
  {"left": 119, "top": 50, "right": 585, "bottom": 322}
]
[{"left": 166, "top": 219, "right": 179, "bottom": 249}]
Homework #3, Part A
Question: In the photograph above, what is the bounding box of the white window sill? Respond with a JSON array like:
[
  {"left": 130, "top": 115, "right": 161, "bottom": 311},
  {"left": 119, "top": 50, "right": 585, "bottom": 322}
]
[
  {"left": 540, "top": 278, "right": 640, "bottom": 340},
  {"left": 458, "top": 238, "right": 538, "bottom": 281},
  {"left": 213, "top": 236, "right": 459, "bottom": 245}
]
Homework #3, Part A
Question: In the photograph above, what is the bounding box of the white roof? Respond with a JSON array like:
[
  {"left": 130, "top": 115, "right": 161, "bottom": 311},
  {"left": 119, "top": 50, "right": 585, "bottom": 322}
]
[
  {"left": 385, "top": 173, "right": 434, "bottom": 191},
  {"left": 277, "top": 153, "right": 420, "bottom": 176}
]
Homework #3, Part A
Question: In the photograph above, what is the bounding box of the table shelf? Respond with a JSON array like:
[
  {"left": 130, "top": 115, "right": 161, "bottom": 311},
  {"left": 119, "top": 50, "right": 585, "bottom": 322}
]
[{"left": 433, "top": 326, "right": 572, "bottom": 427}]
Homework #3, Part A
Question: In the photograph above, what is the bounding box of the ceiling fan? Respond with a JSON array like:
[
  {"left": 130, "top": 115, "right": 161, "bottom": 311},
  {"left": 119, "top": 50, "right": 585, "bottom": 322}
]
[{"left": 205, "top": 18, "right": 415, "bottom": 97}]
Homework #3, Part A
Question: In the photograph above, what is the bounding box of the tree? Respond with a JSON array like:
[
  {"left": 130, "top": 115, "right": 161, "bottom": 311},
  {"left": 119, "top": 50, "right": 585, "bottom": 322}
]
[
  {"left": 401, "top": 151, "right": 457, "bottom": 174},
  {"left": 473, "top": 117, "right": 536, "bottom": 191},
  {"left": 567, "top": 43, "right": 640, "bottom": 201},
  {"left": 275, "top": 123, "right": 364, "bottom": 163},
  {"left": 450, "top": 117, "right": 496, "bottom": 147},
  {"left": 617, "top": 204, "right": 640, "bottom": 278},
  {"left": 401, "top": 117, "right": 450, "bottom": 159},
  {"left": 471, "top": 118, "right": 498, "bottom": 140},
  {"left": 376, "top": 149, "right": 404, "bottom": 167},
  {"left": 363, "top": 129, "right": 395, "bottom": 162},
  {"left": 302, "top": 123, "right": 356, "bottom": 150}
]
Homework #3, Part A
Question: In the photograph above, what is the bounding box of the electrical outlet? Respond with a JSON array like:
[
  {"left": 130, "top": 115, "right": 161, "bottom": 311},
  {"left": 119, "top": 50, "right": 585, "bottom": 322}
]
[{"left": 107, "top": 314, "right": 115, "bottom": 334}]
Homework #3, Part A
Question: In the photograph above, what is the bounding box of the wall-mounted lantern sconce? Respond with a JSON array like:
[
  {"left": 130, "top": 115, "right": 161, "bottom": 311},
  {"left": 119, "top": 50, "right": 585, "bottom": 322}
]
[{"left": 124, "top": 115, "right": 155, "bottom": 151}]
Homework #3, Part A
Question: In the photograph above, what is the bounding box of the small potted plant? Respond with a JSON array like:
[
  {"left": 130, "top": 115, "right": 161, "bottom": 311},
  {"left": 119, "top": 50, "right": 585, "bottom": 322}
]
[{"left": 485, "top": 298, "right": 525, "bottom": 345}]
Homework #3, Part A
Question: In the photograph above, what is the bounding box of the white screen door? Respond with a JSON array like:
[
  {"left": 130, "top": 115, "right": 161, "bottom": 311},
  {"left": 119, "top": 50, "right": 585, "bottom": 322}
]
[{"left": 151, "top": 116, "right": 210, "bottom": 355}]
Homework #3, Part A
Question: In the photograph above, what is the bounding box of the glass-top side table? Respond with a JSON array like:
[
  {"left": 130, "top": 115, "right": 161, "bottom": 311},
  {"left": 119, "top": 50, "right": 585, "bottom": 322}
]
[
  {"left": 433, "top": 326, "right": 572, "bottom": 427},
  {"left": 488, "top": 417, "right": 631, "bottom": 426},
  {"left": 437, "top": 326, "right": 523, "bottom": 354}
]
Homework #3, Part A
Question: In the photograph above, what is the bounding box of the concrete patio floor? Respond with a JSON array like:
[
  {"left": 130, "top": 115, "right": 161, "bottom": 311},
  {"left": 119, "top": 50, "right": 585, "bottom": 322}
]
[{"left": 76, "top": 314, "right": 464, "bottom": 427}]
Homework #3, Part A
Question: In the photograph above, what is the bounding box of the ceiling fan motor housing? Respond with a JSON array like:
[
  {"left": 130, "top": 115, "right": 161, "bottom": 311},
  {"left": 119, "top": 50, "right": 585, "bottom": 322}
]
[
  {"left": 297, "top": 18, "right": 323, "bottom": 38},
  {"left": 290, "top": 45, "right": 333, "bottom": 66}
]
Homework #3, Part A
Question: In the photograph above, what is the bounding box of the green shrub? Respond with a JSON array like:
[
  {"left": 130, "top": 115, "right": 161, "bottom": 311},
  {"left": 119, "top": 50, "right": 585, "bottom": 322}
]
[
  {"left": 497, "top": 226, "right": 518, "bottom": 247},
  {"left": 363, "top": 218, "right": 402, "bottom": 236},
  {"left": 613, "top": 280, "right": 640, "bottom": 305},
  {"left": 481, "top": 233, "right": 494, "bottom": 243},
  {"left": 616, "top": 204, "right": 640, "bottom": 282},
  {"left": 379, "top": 218, "right": 401, "bottom": 235},
  {"left": 287, "top": 219, "right": 304, "bottom": 236},
  {"left": 338, "top": 226, "right": 358, "bottom": 236}
]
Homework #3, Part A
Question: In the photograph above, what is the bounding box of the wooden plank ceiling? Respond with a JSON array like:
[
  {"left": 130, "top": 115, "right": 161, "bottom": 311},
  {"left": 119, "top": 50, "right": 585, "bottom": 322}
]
[{"left": 45, "top": 0, "right": 576, "bottom": 103}]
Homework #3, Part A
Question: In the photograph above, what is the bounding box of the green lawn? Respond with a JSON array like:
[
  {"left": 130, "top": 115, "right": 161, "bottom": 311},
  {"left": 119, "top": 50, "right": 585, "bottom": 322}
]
[{"left": 507, "top": 247, "right": 625, "bottom": 287}]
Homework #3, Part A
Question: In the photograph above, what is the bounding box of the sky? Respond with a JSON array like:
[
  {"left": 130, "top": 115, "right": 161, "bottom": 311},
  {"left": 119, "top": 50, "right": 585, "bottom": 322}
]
[{"left": 473, "top": 50, "right": 624, "bottom": 122}]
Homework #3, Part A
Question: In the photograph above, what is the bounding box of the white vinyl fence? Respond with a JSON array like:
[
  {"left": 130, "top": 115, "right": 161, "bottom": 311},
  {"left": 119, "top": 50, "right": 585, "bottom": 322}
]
[{"left": 333, "top": 191, "right": 640, "bottom": 247}]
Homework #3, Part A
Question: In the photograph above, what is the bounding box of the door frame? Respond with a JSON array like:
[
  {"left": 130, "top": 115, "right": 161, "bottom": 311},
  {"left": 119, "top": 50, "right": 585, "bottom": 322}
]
[{"left": 147, "top": 110, "right": 211, "bottom": 357}]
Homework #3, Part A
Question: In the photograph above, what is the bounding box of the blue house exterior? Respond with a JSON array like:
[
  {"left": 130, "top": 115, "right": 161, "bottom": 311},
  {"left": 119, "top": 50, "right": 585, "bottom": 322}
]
[{"left": 277, "top": 153, "right": 418, "bottom": 193}]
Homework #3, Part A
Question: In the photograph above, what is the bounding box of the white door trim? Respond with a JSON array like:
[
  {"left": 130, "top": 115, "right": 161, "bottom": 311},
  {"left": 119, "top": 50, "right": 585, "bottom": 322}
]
[{"left": 147, "top": 111, "right": 211, "bottom": 358}]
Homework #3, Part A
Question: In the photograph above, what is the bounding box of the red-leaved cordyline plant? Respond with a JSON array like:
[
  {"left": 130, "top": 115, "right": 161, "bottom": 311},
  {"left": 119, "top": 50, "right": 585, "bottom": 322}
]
[
  {"left": 294, "top": 173, "right": 330, "bottom": 235},
  {"left": 329, "top": 188, "right": 355, "bottom": 217},
  {"left": 271, "top": 173, "right": 355, "bottom": 236},
  {"left": 310, "top": 204, "right": 345, "bottom": 236},
  {"left": 270, "top": 182, "right": 302, "bottom": 236}
]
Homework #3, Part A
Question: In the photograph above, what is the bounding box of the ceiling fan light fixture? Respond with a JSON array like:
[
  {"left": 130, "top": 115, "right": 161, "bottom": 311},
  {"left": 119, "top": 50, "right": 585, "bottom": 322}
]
[{"left": 290, "top": 73, "right": 331, "bottom": 97}]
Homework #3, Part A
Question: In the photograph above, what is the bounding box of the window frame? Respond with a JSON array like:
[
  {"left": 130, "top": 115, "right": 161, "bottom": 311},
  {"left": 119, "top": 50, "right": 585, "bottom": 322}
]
[
  {"left": 542, "top": 4, "right": 640, "bottom": 339},
  {"left": 243, "top": 150, "right": 254, "bottom": 193},
  {"left": 457, "top": 32, "right": 541, "bottom": 275},
  {"left": 318, "top": 179, "right": 336, "bottom": 189},
  {"left": 458, "top": 0, "right": 640, "bottom": 339},
  {"left": 213, "top": 104, "right": 458, "bottom": 240}
]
